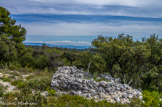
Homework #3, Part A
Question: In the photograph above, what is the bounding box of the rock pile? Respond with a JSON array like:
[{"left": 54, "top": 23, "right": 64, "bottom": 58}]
[{"left": 51, "top": 66, "right": 142, "bottom": 103}]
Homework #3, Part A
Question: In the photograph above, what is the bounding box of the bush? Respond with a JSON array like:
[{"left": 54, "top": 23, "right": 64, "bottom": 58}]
[
  {"left": 0, "top": 84, "right": 4, "bottom": 97},
  {"left": 25, "top": 77, "right": 51, "bottom": 91},
  {"left": 2, "top": 76, "right": 11, "bottom": 82},
  {"left": 11, "top": 80, "right": 27, "bottom": 89},
  {"left": 2, "top": 92, "right": 47, "bottom": 107},
  {"left": 143, "top": 90, "right": 162, "bottom": 107},
  {"left": 8, "top": 63, "right": 21, "bottom": 70},
  {"left": 46, "top": 86, "right": 56, "bottom": 96},
  {"left": 20, "top": 54, "right": 35, "bottom": 68},
  {"left": 46, "top": 94, "right": 127, "bottom": 107},
  {"left": 17, "top": 92, "right": 47, "bottom": 107},
  {"left": 129, "top": 98, "right": 143, "bottom": 107},
  {"left": 1, "top": 92, "right": 16, "bottom": 103},
  {"left": 18, "top": 67, "right": 34, "bottom": 72},
  {"left": 35, "top": 55, "right": 48, "bottom": 69},
  {"left": 90, "top": 54, "right": 106, "bottom": 74},
  {"left": 26, "top": 75, "right": 35, "bottom": 80}
]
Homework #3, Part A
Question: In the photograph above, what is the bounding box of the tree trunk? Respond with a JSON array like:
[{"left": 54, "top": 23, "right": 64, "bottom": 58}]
[{"left": 87, "top": 61, "right": 92, "bottom": 73}]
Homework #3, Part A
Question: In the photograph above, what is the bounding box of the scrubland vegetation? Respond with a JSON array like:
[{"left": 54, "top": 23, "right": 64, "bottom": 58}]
[{"left": 0, "top": 6, "right": 162, "bottom": 106}]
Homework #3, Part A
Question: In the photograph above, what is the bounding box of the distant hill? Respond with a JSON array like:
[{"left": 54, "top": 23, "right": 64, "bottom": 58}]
[{"left": 24, "top": 42, "right": 90, "bottom": 49}]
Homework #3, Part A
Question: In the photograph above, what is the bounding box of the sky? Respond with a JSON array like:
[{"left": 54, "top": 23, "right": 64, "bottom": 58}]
[{"left": 0, "top": 0, "right": 162, "bottom": 46}]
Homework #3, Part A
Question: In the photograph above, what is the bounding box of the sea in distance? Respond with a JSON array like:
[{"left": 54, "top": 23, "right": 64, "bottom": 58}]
[{"left": 23, "top": 35, "right": 151, "bottom": 49}]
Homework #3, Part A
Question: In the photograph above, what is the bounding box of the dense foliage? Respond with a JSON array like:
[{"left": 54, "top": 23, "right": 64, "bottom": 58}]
[
  {"left": 0, "top": 6, "right": 26, "bottom": 68},
  {"left": 0, "top": 6, "right": 162, "bottom": 107},
  {"left": 91, "top": 34, "right": 162, "bottom": 92}
]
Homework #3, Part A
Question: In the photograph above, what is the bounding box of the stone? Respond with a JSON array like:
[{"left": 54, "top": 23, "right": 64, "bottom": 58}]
[
  {"left": 76, "top": 79, "right": 83, "bottom": 83},
  {"left": 116, "top": 87, "right": 121, "bottom": 91},
  {"left": 100, "top": 81, "right": 107, "bottom": 87},
  {"left": 0, "top": 80, "right": 16, "bottom": 93},
  {"left": 0, "top": 73, "right": 3, "bottom": 78},
  {"left": 69, "top": 91, "right": 77, "bottom": 95},
  {"left": 86, "top": 93, "right": 91, "bottom": 98},
  {"left": 51, "top": 66, "right": 142, "bottom": 104},
  {"left": 128, "top": 94, "right": 133, "bottom": 98},
  {"left": 98, "top": 87, "right": 103, "bottom": 92},
  {"left": 114, "top": 97, "right": 120, "bottom": 102},
  {"left": 82, "top": 87, "right": 89, "bottom": 90},
  {"left": 105, "top": 88, "right": 111, "bottom": 93},
  {"left": 72, "top": 85, "right": 77, "bottom": 90},
  {"left": 90, "top": 89, "right": 96, "bottom": 93},
  {"left": 41, "top": 91, "right": 48, "bottom": 96},
  {"left": 122, "top": 93, "right": 127, "bottom": 98},
  {"left": 139, "top": 96, "right": 143, "bottom": 99},
  {"left": 77, "top": 91, "right": 82, "bottom": 95}
]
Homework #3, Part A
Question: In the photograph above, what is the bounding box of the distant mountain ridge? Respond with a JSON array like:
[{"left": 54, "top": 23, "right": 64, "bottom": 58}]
[{"left": 24, "top": 42, "right": 90, "bottom": 49}]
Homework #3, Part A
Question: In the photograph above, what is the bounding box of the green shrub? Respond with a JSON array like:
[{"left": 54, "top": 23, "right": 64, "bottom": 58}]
[
  {"left": 0, "top": 84, "right": 4, "bottom": 97},
  {"left": 11, "top": 76, "right": 51, "bottom": 91},
  {"left": 143, "top": 90, "right": 162, "bottom": 107},
  {"left": 1, "top": 92, "right": 17, "bottom": 103},
  {"left": 11, "top": 80, "right": 27, "bottom": 89},
  {"left": 17, "top": 81, "right": 27, "bottom": 89},
  {"left": 26, "top": 75, "right": 35, "bottom": 80},
  {"left": 8, "top": 71, "right": 20, "bottom": 77},
  {"left": 25, "top": 77, "right": 51, "bottom": 91},
  {"left": 129, "top": 98, "right": 143, "bottom": 107},
  {"left": 11, "top": 80, "right": 22, "bottom": 86},
  {"left": 20, "top": 54, "right": 35, "bottom": 68},
  {"left": 0, "top": 63, "right": 6, "bottom": 69},
  {"left": 46, "top": 86, "right": 56, "bottom": 96},
  {"left": 2, "top": 76, "right": 11, "bottom": 82},
  {"left": 2, "top": 92, "right": 47, "bottom": 107},
  {"left": 18, "top": 67, "right": 34, "bottom": 72},
  {"left": 46, "top": 94, "right": 127, "bottom": 107},
  {"left": 90, "top": 54, "right": 106, "bottom": 74},
  {"left": 17, "top": 92, "right": 47, "bottom": 107},
  {"left": 35, "top": 55, "right": 48, "bottom": 69},
  {"left": 8, "top": 63, "right": 21, "bottom": 70}
]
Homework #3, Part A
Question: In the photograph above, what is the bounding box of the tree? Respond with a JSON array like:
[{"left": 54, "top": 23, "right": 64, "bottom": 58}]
[
  {"left": 20, "top": 54, "right": 35, "bottom": 68},
  {"left": 72, "top": 51, "right": 92, "bottom": 69},
  {"left": 89, "top": 54, "right": 106, "bottom": 74},
  {"left": 0, "top": 6, "right": 26, "bottom": 67},
  {"left": 35, "top": 55, "right": 48, "bottom": 69},
  {"left": 0, "top": 6, "right": 26, "bottom": 43},
  {"left": 91, "top": 34, "right": 161, "bottom": 91},
  {"left": 0, "top": 34, "right": 17, "bottom": 67}
]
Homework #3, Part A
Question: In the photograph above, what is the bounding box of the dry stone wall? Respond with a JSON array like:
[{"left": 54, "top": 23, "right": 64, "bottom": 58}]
[{"left": 51, "top": 66, "right": 142, "bottom": 103}]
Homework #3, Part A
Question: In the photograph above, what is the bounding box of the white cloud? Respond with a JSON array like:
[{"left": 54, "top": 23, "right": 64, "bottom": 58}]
[
  {"left": 29, "top": 0, "right": 162, "bottom": 7},
  {"left": 1, "top": 0, "right": 162, "bottom": 17},
  {"left": 1, "top": 0, "right": 162, "bottom": 39},
  {"left": 21, "top": 21, "right": 162, "bottom": 38}
]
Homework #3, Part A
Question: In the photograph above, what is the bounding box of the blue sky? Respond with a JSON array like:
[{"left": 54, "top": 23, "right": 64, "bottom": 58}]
[{"left": 0, "top": 0, "right": 162, "bottom": 46}]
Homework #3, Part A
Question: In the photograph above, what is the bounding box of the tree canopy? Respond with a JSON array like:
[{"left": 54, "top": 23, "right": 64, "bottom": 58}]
[
  {"left": 91, "top": 34, "right": 162, "bottom": 91},
  {"left": 0, "top": 6, "right": 26, "bottom": 67}
]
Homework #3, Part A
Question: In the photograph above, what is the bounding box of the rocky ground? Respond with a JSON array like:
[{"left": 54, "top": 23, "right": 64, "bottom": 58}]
[
  {"left": 51, "top": 66, "right": 142, "bottom": 104},
  {"left": 0, "top": 67, "right": 143, "bottom": 104},
  {"left": 0, "top": 69, "right": 53, "bottom": 98},
  {"left": 0, "top": 71, "right": 17, "bottom": 93},
  {"left": 0, "top": 69, "right": 31, "bottom": 93}
]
